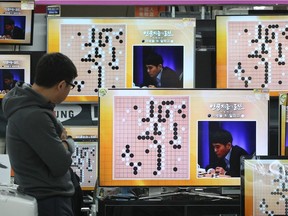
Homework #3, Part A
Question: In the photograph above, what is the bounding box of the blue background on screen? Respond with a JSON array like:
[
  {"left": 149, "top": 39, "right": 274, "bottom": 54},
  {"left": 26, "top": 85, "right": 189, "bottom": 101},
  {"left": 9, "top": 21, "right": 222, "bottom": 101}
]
[
  {"left": 0, "top": 69, "right": 24, "bottom": 91},
  {"left": 133, "top": 45, "right": 184, "bottom": 87},
  {"left": 198, "top": 121, "right": 257, "bottom": 169},
  {"left": 0, "top": 16, "right": 26, "bottom": 36}
]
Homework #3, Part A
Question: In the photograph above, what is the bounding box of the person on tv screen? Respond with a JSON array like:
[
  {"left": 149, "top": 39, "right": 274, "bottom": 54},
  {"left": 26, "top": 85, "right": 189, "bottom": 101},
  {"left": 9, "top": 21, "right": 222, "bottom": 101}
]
[
  {"left": 205, "top": 129, "right": 249, "bottom": 177},
  {"left": 4, "top": 17, "right": 25, "bottom": 40},
  {"left": 3, "top": 71, "right": 17, "bottom": 92},
  {"left": 143, "top": 52, "right": 182, "bottom": 88},
  {"left": 2, "top": 52, "right": 79, "bottom": 216}
]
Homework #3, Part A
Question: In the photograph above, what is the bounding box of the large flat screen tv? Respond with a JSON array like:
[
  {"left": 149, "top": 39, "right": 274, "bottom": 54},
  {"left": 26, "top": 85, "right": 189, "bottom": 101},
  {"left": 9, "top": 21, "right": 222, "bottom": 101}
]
[
  {"left": 216, "top": 15, "right": 288, "bottom": 96},
  {"left": 0, "top": 1, "right": 34, "bottom": 45},
  {"left": 98, "top": 88, "right": 269, "bottom": 187},
  {"left": 47, "top": 17, "right": 195, "bottom": 102}
]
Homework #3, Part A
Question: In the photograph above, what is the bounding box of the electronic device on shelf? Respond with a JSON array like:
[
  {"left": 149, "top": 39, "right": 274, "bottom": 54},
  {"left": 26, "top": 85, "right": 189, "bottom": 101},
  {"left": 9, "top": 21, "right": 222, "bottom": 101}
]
[
  {"left": 98, "top": 88, "right": 269, "bottom": 188},
  {"left": 0, "top": 1, "right": 34, "bottom": 45},
  {"left": 0, "top": 52, "right": 31, "bottom": 97},
  {"left": 66, "top": 126, "right": 98, "bottom": 191},
  {"left": 241, "top": 155, "right": 288, "bottom": 216},
  {"left": 216, "top": 15, "right": 288, "bottom": 96},
  {"left": 0, "top": 154, "right": 10, "bottom": 186},
  {"left": 47, "top": 17, "right": 195, "bottom": 102},
  {"left": 0, "top": 185, "right": 37, "bottom": 216}
]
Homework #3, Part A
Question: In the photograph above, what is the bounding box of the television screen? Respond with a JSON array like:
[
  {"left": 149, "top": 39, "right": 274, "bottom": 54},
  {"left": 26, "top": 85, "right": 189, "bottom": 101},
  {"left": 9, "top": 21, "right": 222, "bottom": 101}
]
[
  {"left": 98, "top": 88, "right": 269, "bottom": 187},
  {"left": 0, "top": 1, "right": 34, "bottom": 45},
  {"left": 47, "top": 17, "right": 195, "bottom": 102},
  {"left": 0, "top": 52, "right": 31, "bottom": 97},
  {"left": 216, "top": 15, "right": 288, "bottom": 96},
  {"left": 241, "top": 156, "right": 288, "bottom": 216},
  {"left": 65, "top": 126, "right": 98, "bottom": 190}
]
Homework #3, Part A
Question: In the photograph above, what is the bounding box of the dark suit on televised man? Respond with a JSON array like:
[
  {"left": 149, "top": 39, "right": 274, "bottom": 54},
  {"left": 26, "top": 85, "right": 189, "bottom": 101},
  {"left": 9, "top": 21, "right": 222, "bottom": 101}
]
[{"left": 4, "top": 18, "right": 25, "bottom": 40}]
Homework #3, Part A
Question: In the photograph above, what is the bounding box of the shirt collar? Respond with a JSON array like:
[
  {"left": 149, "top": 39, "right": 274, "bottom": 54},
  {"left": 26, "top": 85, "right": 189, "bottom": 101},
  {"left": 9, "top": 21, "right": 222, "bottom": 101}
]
[
  {"left": 156, "top": 68, "right": 163, "bottom": 81},
  {"left": 225, "top": 147, "right": 232, "bottom": 161}
]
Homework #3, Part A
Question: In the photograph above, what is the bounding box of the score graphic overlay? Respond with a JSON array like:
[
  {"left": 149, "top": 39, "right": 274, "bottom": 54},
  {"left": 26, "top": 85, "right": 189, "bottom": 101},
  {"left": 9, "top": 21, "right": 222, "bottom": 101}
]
[
  {"left": 243, "top": 158, "right": 288, "bottom": 216},
  {"left": 228, "top": 20, "right": 288, "bottom": 90},
  {"left": 61, "top": 24, "right": 126, "bottom": 95},
  {"left": 113, "top": 96, "right": 190, "bottom": 180}
]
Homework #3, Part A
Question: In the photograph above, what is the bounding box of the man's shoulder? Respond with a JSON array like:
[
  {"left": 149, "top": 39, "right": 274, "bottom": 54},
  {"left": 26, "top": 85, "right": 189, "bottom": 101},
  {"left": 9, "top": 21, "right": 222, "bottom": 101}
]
[
  {"left": 162, "top": 67, "right": 179, "bottom": 79},
  {"left": 232, "top": 145, "right": 248, "bottom": 154},
  {"left": 163, "top": 67, "right": 177, "bottom": 74},
  {"left": 15, "top": 26, "right": 23, "bottom": 31}
]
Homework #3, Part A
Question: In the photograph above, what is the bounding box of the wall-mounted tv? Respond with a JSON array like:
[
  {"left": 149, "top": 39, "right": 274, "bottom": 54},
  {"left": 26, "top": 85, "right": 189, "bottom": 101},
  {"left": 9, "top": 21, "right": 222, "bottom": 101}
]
[
  {"left": 0, "top": 52, "right": 31, "bottom": 97},
  {"left": 216, "top": 15, "right": 288, "bottom": 96},
  {"left": 47, "top": 17, "right": 195, "bottom": 102},
  {"left": 0, "top": 1, "right": 34, "bottom": 45},
  {"left": 98, "top": 88, "right": 269, "bottom": 187}
]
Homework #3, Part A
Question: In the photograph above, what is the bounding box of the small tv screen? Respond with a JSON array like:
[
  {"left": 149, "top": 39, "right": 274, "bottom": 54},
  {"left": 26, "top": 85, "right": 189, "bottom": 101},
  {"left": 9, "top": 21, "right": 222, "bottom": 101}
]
[
  {"left": 216, "top": 15, "right": 288, "bottom": 96},
  {"left": 0, "top": 1, "right": 34, "bottom": 45},
  {"left": 47, "top": 17, "right": 195, "bottom": 102},
  {"left": 98, "top": 88, "right": 269, "bottom": 187},
  {"left": 241, "top": 156, "right": 288, "bottom": 216},
  {"left": 65, "top": 126, "right": 98, "bottom": 191},
  {"left": 0, "top": 52, "right": 31, "bottom": 96}
]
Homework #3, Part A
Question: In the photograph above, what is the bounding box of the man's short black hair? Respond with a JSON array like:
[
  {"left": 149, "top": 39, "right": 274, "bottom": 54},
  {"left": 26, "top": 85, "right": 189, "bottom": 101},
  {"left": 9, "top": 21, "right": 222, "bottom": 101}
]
[
  {"left": 34, "top": 52, "right": 78, "bottom": 88},
  {"left": 145, "top": 52, "right": 163, "bottom": 66},
  {"left": 3, "top": 71, "right": 13, "bottom": 80},
  {"left": 210, "top": 129, "right": 233, "bottom": 146},
  {"left": 5, "top": 18, "right": 15, "bottom": 26}
]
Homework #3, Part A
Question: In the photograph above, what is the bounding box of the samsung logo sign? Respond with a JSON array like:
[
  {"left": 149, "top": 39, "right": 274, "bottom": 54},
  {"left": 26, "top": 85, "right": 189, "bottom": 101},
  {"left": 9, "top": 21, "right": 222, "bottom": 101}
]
[{"left": 54, "top": 104, "right": 82, "bottom": 122}]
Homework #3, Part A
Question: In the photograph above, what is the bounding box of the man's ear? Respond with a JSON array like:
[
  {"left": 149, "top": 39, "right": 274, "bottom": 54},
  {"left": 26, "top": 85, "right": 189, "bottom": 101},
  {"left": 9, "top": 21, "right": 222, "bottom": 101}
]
[
  {"left": 57, "top": 80, "right": 66, "bottom": 90},
  {"left": 227, "top": 142, "right": 232, "bottom": 149}
]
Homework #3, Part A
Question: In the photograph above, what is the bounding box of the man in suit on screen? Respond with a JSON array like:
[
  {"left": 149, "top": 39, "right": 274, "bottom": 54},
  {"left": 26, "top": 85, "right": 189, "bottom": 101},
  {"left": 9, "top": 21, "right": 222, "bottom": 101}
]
[
  {"left": 4, "top": 17, "right": 25, "bottom": 40},
  {"left": 143, "top": 52, "right": 182, "bottom": 88},
  {"left": 205, "top": 129, "right": 249, "bottom": 177}
]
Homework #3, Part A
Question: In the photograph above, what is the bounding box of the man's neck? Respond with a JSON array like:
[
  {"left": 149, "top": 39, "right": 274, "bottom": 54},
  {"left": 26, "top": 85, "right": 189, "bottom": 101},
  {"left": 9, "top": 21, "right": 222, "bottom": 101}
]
[{"left": 32, "top": 83, "right": 53, "bottom": 102}]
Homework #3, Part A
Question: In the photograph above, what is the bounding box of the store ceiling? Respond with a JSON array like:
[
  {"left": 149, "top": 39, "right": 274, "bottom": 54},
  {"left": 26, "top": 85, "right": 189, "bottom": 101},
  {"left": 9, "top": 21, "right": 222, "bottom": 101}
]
[{"left": 34, "top": 0, "right": 288, "bottom": 5}]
